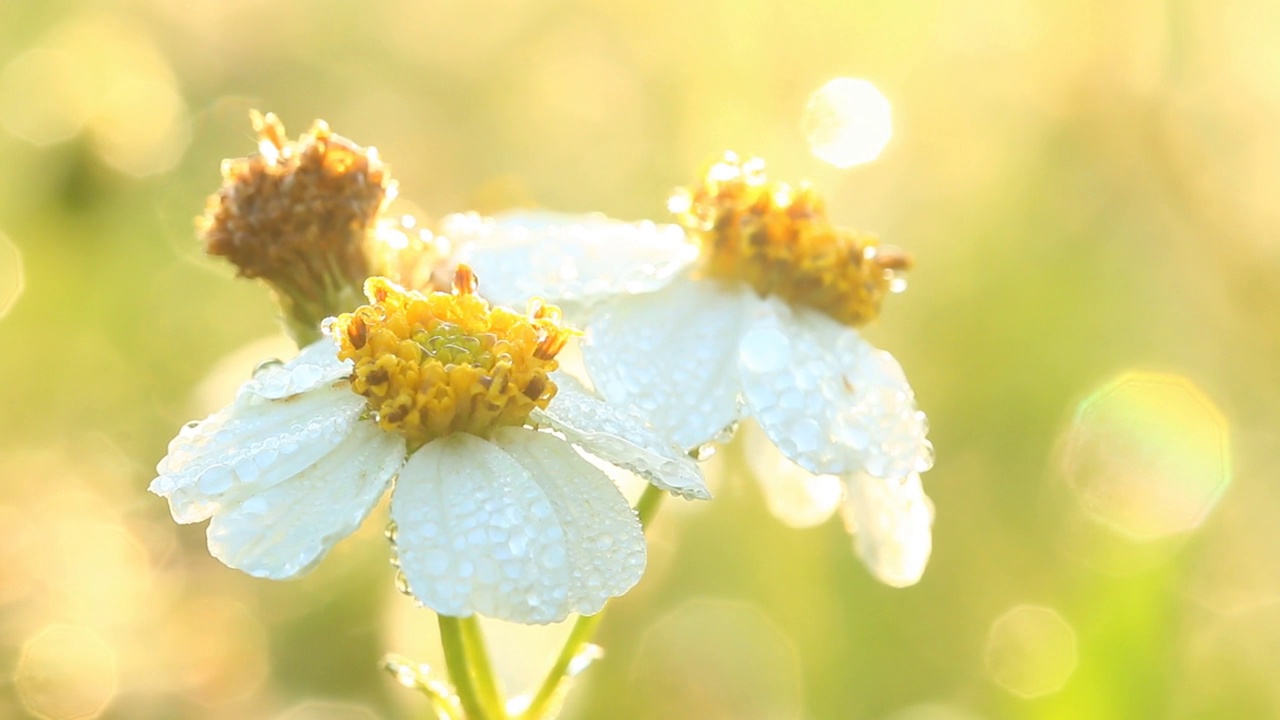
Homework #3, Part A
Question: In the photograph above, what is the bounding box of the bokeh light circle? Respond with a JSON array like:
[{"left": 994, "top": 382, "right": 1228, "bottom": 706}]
[
  {"left": 984, "top": 604, "right": 1077, "bottom": 699},
  {"left": 0, "top": 15, "right": 189, "bottom": 176},
  {"left": 801, "top": 77, "right": 893, "bottom": 168},
  {"left": 1062, "top": 371, "right": 1230, "bottom": 540},
  {"left": 15, "top": 625, "right": 119, "bottom": 720},
  {"left": 630, "top": 598, "right": 802, "bottom": 719}
]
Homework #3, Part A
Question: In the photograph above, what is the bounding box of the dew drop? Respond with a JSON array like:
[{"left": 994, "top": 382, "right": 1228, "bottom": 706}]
[
  {"left": 693, "top": 443, "right": 717, "bottom": 461},
  {"left": 714, "top": 421, "right": 741, "bottom": 444},
  {"left": 394, "top": 570, "right": 413, "bottom": 596},
  {"left": 196, "top": 466, "right": 234, "bottom": 495},
  {"left": 252, "top": 358, "right": 284, "bottom": 377}
]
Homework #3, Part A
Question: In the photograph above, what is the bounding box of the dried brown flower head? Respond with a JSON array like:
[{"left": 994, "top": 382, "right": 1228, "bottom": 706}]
[{"left": 197, "top": 111, "right": 406, "bottom": 343}]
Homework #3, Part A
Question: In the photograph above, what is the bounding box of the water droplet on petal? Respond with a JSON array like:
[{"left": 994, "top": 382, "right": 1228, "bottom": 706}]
[
  {"left": 252, "top": 358, "right": 284, "bottom": 377},
  {"left": 395, "top": 570, "right": 413, "bottom": 596},
  {"left": 693, "top": 443, "right": 717, "bottom": 462}
]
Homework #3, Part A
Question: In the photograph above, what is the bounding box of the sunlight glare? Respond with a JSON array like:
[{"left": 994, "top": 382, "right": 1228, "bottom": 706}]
[{"left": 802, "top": 77, "right": 893, "bottom": 168}]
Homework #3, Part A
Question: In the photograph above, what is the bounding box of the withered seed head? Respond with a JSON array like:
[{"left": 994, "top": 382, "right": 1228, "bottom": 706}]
[{"left": 197, "top": 111, "right": 398, "bottom": 344}]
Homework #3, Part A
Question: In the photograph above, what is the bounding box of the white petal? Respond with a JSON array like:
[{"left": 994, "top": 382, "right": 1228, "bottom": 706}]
[
  {"left": 494, "top": 427, "right": 646, "bottom": 617},
  {"left": 531, "top": 372, "right": 710, "bottom": 500},
  {"left": 738, "top": 299, "right": 933, "bottom": 478},
  {"left": 841, "top": 473, "right": 934, "bottom": 588},
  {"left": 238, "top": 338, "right": 352, "bottom": 401},
  {"left": 206, "top": 419, "right": 405, "bottom": 579},
  {"left": 444, "top": 211, "right": 697, "bottom": 310},
  {"left": 392, "top": 434, "right": 552, "bottom": 621},
  {"left": 740, "top": 421, "right": 844, "bottom": 528},
  {"left": 150, "top": 385, "right": 366, "bottom": 523},
  {"left": 582, "top": 277, "right": 754, "bottom": 450},
  {"left": 392, "top": 430, "right": 644, "bottom": 624}
]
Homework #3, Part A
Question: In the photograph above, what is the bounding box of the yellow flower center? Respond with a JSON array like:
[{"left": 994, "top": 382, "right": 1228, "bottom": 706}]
[
  {"left": 333, "top": 267, "right": 572, "bottom": 449},
  {"left": 669, "top": 152, "right": 911, "bottom": 327}
]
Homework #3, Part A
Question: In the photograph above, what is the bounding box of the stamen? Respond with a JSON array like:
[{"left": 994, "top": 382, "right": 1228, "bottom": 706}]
[
  {"left": 333, "top": 267, "right": 575, "bottom": 449},
  {"left": 671, "top": 152, "right": 912, "bottom": 327}
]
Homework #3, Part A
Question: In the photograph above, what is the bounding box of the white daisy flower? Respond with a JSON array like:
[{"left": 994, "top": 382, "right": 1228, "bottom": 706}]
[
  {"left": 444, "top": 152, "right": 935, "bottom": 586},
  {"left": 150, "top": 268, "right": 708, "bottom": 624}
]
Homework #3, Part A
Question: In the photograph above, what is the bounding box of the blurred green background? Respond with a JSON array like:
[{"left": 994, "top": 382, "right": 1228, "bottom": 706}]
[{"left": 1, "top": 1, "right": 1278, "bottom": 718}]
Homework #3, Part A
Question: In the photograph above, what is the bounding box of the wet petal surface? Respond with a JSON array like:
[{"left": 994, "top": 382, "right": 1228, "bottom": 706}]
[
  {"left": 533, "top": 372, "right": 710, "bottom": 500},
  {"left": 151, "top": 384, "right": 366, "bottom": 524},
  {"left": 445, "top": 211, "right": 696, "bottom": 311},
  {"left": 738, "top": 299, "right": 931, "bottom": 478},
  {"left": 583, "top": 277, "right": 754, "bottom": 450},
  {"left": 392, "top": 429, "right": 643, "bottom": 623},
  {"left": 841, "top": 472, "right": 934, "bottom": 587},
  {"left": 207, "top": 419, "right": 404, "bottom": 578}
]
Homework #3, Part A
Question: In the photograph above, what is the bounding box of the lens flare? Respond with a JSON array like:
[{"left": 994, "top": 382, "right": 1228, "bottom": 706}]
[
  {"left": 1062, "top": 372, "right": 1231, "bottom": 541},
  {"left": 984, "top": 604, "right": 1077, "bottom": 699},
  {"left": 801, "top": 77, "right": 893, "bottom": 168}
]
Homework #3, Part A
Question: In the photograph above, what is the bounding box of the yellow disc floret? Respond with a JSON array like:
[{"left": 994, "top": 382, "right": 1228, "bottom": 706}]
[
  {"left": 333, "top": 267, "right": 572, "bottom": 449},
  {"left": 669, "top": 151, "right": 912, "bottom": 327}
]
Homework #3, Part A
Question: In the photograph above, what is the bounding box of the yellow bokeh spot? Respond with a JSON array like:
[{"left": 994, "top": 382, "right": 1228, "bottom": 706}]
[
  {"left": 15, "top": 625, "right": 119, "bottom": 720},
  {"left": 984, "top": 604, "right": 1078, "bottom": 699},
  {"left": 163, "top": 597, "right": 269, "bottom": 705},
  {"left": 671, "top": 152, "right": 911, "bottom": 327},
  {"left": 630, "top": 598, "right": 803, "bottom": 720},
  {"left": 801, "top": 77, "right": 893, "bottom": 168},
  {"left": 334, "top": 268, "right": 572, "bottom": 449},
  {"left": 1063, "top": 371, "right": 1231, "bottom": 541},
  {"left": 0, "top": 15, "right": 189, "bottom": 175}
]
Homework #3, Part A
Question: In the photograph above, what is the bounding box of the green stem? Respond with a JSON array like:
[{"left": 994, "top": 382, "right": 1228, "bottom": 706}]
[
  {"left": 438, "top": 615, "right": 491, "bottom": 720},
  {"left": 460, "top": 616, "right": 508, "bottom": 719},
  {"left": 635, "top": 483, "right": 667, "bottom": 528},
  {"left": 518, "top": 484, "right": 667, "bottom": 720}
]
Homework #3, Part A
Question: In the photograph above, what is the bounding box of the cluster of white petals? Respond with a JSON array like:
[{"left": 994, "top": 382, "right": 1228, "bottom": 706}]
[
  {"left": 450, "top": 211, "right": 936, "bottom": 587},
  {"left": 151, "top": 338, "right": 708, "bottom": 624}
]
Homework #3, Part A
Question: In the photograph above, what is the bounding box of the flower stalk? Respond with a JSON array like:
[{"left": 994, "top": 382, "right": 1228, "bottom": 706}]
[
  {"left": 516, "top": 483, "right": 666, "bottom": 720},
  {"left": 439, "top": 615, "right": 503, "bottom": 720},
  {"left": 433, "top": 483, "right": 667, "bottom": 720}
]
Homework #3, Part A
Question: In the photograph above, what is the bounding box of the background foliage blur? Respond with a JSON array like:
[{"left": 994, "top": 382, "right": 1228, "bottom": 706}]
[{"left": 1, "top": 1, "right": 1278, "bottom": 718}]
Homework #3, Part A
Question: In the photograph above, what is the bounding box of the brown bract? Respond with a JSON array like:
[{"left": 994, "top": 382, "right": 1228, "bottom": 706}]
[{"left": 671, "top": 152, "right": 911, "bottom": 327}]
